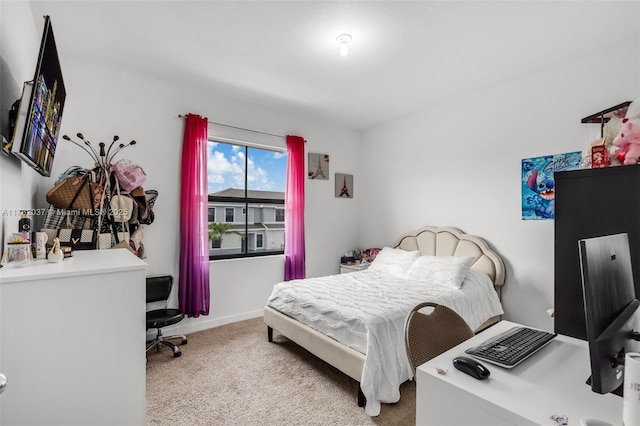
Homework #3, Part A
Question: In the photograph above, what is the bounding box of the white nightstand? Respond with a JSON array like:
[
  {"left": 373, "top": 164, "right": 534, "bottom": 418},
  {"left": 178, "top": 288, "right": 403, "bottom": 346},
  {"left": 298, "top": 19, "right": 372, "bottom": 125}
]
[{"left": 339, "top": 263, "right": 369, "bottom": 274}]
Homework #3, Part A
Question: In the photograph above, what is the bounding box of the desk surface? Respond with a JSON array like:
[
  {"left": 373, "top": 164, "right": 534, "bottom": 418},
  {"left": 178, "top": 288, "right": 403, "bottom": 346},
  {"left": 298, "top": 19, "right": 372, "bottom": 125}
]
[
  {"left": 417, "top": 321, "right": 621, "bottom": 426},
  {"left": 0, "top": 248, "right": 147, "bottom": 283}
]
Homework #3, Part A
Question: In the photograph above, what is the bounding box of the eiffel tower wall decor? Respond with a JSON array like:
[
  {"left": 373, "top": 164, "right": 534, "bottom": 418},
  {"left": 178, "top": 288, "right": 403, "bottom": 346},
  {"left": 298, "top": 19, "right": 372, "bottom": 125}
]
[
  {"left": 335, "top": 173, "right": 353, "bottom": 198},
  {"left": 308, "top": 153, "right": 329, "bottom": 180}
]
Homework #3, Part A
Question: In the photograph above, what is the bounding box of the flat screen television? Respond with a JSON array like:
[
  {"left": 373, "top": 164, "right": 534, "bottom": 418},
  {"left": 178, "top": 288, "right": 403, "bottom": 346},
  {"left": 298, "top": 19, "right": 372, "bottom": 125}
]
[
  {"left": 9, "top": 15, "right": 66, "bottom": 177},
  {"left": 578, "top": 232, "right": 640, "bottom": 396}
]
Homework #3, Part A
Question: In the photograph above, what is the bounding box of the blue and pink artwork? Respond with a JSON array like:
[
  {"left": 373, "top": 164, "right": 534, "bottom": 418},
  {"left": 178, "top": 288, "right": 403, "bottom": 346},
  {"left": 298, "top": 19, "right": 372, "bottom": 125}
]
[{"left": 521, "top": 151, "right": 582, "bottom": 220}]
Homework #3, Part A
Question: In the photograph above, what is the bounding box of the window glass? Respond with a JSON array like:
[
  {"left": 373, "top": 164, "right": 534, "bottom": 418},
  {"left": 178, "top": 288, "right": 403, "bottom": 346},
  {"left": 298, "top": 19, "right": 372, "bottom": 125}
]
[
  {"left": 208, "top": 208, "right": 215, "bottom": 222},
  {"left": 225, "top": 208, "right": 234, "bottom": 223},
  {"left": 207, "top": 141, "right": 287, "bottom": 259}
]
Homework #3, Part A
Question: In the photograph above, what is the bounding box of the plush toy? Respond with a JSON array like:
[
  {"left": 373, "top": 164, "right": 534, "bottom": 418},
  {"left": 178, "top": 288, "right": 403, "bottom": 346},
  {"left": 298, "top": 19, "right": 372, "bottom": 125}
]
[
  {"left": 604, "top": 116, "right": 624, "bottom": 166},
  {"left": 626, "top": 97, "right": 640, "bottom": 120},
  {"left": 613, "top": 117, "right": 640, "bottom": 165}
]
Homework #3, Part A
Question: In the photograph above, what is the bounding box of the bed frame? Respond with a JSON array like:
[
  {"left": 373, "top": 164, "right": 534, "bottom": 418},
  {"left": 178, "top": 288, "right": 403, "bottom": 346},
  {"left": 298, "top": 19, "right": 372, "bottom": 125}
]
[{"left": 264, "top": 226, "right": 506, "bottom": 407}]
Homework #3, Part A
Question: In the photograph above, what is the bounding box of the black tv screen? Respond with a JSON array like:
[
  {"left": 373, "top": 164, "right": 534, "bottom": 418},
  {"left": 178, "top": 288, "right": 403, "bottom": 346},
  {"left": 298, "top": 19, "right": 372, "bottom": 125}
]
[{"left": 10, "top": 15, "right": 66, "bottom": 177}]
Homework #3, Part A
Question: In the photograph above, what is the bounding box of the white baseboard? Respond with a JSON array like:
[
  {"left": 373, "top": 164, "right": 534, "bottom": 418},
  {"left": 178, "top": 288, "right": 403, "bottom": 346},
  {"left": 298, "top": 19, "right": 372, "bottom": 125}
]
[{"left": 148, "top": 309, "right": 265, "bottom": 339}]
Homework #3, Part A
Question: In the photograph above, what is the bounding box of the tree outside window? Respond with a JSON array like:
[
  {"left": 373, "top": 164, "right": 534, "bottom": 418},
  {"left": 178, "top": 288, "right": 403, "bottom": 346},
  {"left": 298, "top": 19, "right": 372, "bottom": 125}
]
[{"left": 209, "top": 222, "right": 243, "bottom": 250}]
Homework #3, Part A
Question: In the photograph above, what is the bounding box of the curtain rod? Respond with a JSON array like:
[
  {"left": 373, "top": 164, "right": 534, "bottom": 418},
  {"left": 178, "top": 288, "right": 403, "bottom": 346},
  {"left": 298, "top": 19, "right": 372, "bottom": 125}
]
[{"left": 177, "top": 114, "right": 285, "bottom": 139}]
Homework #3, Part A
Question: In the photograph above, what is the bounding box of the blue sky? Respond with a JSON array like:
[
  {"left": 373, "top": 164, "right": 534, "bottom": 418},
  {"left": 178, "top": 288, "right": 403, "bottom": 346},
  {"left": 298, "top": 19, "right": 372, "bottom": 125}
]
[{"left": 207, "top": 141, "right": 287, "bottom": 194}]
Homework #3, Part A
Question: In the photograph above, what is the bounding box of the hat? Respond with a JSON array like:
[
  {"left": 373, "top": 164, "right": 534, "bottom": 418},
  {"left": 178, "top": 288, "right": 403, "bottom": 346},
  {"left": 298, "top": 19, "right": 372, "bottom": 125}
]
[{"left": 111, "top": 159, "right": 147, "bottom": 194}]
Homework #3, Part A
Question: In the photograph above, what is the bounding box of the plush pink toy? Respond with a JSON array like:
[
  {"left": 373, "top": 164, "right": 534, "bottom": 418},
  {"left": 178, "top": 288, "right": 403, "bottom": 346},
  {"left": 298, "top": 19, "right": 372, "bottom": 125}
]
[{"left": 613, "top": 118, "right": 640, "bottom": 165}]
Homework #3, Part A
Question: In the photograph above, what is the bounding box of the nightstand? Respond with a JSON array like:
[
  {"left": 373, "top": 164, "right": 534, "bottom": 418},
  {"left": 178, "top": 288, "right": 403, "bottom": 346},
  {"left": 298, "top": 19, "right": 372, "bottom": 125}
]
[{"left": 339, "top": 263, "right": 369, "bottom": 274}]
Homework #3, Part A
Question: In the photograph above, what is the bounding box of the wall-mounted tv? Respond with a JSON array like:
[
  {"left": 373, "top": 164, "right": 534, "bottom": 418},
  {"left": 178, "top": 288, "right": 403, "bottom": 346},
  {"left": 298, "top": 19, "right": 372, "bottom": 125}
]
[{"left": 9, "top": 15, "right": 66, "bottom": 177}]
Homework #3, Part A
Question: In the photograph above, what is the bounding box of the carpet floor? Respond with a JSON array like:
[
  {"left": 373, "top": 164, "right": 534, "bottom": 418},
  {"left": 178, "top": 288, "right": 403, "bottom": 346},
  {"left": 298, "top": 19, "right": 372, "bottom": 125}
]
[{"left": 146, "top": 316, "right": 415, "bottom": 426}]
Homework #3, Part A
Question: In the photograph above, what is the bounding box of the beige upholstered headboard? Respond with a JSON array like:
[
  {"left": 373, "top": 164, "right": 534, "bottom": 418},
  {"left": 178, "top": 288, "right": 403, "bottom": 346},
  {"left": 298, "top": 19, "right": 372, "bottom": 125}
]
[{"left": 392, "top": 226, "right": 505, "bottom": 297}]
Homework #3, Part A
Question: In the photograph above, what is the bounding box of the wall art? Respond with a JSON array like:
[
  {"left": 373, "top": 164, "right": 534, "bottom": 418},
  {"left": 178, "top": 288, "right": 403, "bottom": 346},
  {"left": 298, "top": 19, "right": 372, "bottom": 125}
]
[
  {"left": 521, "top": 151, "right": 581, "bottom": 220},
  {"left": 335, "top": 173, "right": 353, "bottom": 198},
  {"left": 308, "top": 153, "right": 329, "bottom": 180}
]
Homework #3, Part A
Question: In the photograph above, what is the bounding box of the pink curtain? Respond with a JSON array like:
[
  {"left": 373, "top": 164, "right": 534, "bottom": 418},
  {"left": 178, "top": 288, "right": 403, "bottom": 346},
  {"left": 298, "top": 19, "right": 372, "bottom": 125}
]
[
  {"left": 179, "top": 113, "right": 210, "bottom": 317},
  {"left": 284, "top": 135, "right": 306, "bottom": 281}
]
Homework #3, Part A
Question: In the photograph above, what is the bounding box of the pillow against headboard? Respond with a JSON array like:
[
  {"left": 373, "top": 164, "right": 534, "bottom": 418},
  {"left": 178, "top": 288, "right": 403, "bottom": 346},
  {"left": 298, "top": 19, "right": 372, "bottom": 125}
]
[
  {"left": 405, "top": 254, "right": 474, "bottom": 289},
  {"left": 363, "top": 247, "right": 381, "bottom": 262},
  {"left": 367, "top": 247, "right": 420, "bottom": 277}
]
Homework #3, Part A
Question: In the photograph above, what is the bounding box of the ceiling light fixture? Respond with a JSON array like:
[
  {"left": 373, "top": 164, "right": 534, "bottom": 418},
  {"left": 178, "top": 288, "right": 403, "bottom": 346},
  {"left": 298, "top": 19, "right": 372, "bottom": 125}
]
[{"left": 336, "top": 34, "right": 352, "bottom": 57}]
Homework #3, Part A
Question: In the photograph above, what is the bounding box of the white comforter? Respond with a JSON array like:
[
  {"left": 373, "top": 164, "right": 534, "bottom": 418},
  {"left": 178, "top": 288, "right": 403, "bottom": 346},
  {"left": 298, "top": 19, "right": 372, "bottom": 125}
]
[{"left": 266, "top": 268, "right": 504, "bottom": 416}]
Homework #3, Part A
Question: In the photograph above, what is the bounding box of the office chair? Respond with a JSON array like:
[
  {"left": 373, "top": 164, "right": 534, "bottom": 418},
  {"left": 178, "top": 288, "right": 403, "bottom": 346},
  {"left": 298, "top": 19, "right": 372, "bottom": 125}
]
[
  {"left": 404, "top": 302, "right": 474, "bottom": 375},
  {"left": 146, "top": 275, "right": 187, "bottom": 358}
]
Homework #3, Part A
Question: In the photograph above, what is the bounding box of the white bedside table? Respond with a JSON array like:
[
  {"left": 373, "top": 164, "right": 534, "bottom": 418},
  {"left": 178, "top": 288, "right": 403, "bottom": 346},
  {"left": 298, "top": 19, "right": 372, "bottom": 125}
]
[{"left": 340, "top": 263, "right": 369, "bottom": 274}]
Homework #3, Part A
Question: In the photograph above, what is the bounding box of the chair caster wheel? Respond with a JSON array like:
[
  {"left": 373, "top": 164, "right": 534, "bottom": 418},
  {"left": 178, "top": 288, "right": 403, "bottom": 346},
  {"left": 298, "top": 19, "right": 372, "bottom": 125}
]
[
  {"left": 173, "top": 351, "right": 181, "bottom": 357},
  {"left": 182, "top": 338, "right": 188, "bottom": 345}
]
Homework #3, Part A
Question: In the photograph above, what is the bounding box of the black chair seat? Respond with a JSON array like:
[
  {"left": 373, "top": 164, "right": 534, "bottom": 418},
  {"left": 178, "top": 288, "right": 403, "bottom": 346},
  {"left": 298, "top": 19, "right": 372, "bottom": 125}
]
[
  {"left": 146, "top": 309, "right": 184, "bottom": 329},
  {"left": 146, "top": 275, "right": 187, "bottom": 358}
]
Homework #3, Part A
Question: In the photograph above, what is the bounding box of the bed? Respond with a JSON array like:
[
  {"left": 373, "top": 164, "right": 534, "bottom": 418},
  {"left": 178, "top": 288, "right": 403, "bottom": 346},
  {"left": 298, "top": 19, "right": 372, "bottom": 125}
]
[{"left": 263, "top": 226, "right": 506, "bottom": 416}]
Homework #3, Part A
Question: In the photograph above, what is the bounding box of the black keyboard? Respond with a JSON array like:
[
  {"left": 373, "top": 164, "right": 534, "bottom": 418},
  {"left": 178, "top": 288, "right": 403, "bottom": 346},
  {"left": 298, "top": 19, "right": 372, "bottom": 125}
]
[{"left": 465, "top": 326, "right": 557, "bottom": 368}]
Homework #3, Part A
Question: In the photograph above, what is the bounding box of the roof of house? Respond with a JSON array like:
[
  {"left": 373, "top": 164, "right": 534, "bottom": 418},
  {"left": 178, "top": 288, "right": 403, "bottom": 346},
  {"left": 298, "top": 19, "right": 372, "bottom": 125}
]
[{"left": 209, "top": 188, "right": 284, "bottom": 201}]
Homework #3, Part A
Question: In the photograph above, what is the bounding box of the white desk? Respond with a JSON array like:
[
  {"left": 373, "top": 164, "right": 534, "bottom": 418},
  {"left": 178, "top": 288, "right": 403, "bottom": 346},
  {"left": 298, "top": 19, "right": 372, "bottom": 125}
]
[
  {"left": 416, "top": 321, "right": 622, "bottom": 426},
  {"left": 0, "top": 250, "right": 147, "bottom": 426}
]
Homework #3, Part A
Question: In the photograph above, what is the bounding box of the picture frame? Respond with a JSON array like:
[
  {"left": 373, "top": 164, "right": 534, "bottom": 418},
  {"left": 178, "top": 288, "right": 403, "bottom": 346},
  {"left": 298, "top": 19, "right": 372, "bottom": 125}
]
[
  {"left": 308, "top": 153, "right": 329, "bottom": 180},
  {"left": 335, "top": 173, "right": 353, "bottom": 198},
  {"left": 521, "top": 151, "right": 581, "bottom": 220}
]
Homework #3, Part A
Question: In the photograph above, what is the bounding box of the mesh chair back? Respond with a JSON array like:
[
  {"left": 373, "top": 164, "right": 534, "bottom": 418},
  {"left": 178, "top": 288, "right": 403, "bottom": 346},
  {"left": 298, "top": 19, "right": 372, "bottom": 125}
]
[
  {"left": 146, "top": 275, "right": 173, "bottom": 304},
  {"left": 404, "top": 302, "right": 475, "bottom": 374}
]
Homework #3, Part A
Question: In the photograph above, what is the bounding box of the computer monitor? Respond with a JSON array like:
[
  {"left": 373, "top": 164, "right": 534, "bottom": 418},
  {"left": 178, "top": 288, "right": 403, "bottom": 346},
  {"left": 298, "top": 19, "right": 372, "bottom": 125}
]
[{"left": 578, "top": 232, "right": 640, "bottom": 396}]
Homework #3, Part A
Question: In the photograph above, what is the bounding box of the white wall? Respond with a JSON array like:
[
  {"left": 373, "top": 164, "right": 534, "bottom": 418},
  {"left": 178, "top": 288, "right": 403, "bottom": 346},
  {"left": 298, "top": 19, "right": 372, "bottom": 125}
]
[
  {"left": 359, "top": 40, "right": 640, "bottom": 331},
  {"left": 47, "top": 57, "right": 362, "bottom": 332},
  {"left": 0, "top": 2, "right": 44, "bottom": 244},
  {"left": 0, "top": 0, "right": 362, "bottom": 334}
]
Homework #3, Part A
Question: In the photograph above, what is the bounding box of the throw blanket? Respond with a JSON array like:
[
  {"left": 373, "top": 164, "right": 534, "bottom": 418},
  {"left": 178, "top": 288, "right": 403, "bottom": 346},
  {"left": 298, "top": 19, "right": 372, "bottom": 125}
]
[{"left": 266, "top": 269, "right": 503, "bottom": 416}]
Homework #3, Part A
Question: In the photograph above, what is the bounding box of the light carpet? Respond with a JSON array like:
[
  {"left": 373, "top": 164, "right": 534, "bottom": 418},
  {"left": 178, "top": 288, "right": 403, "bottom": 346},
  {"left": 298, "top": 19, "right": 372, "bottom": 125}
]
[{"left": 146, "top": 316, "right": 415, "bottom": 426}]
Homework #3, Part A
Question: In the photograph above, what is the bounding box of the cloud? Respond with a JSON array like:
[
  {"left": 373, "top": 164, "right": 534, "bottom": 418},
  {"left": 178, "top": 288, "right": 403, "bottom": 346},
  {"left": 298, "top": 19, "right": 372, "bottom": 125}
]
[
  {"left": 208, "top": 150, "right": 244, "bottom": 192},
  {"left": 207, "top": 142, "right": 286, "bottom": 193}
]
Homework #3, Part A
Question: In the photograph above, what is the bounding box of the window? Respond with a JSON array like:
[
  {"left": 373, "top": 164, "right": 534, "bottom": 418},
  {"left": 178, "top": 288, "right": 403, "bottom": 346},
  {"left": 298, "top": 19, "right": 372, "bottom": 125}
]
[
  {"left": 207, "top": 140, "right": 287, "bottom": 259},
  {"left": 275, "top": 208, "right": 284, "bottom": 222},
  {"left": 208, "top": 208, "right": 215, "bottom": 222},
  {"left": 225, "top": 208, "right": 234, "bottom": 223}
]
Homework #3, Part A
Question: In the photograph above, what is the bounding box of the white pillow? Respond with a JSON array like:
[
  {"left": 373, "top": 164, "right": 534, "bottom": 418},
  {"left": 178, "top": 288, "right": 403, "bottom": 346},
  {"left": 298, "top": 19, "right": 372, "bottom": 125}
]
[
  {"left": 406, "top": 255, "right": 474, "bottom": 289},
  {"left": 367, "top": 247, "right": 420, "bottom": 277}
]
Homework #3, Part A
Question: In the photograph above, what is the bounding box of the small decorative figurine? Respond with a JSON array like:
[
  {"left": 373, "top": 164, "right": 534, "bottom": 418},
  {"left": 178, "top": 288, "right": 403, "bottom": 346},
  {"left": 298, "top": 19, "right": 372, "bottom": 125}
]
[{"left": 47, "top": 237, "right": 63, "bottom": 263}]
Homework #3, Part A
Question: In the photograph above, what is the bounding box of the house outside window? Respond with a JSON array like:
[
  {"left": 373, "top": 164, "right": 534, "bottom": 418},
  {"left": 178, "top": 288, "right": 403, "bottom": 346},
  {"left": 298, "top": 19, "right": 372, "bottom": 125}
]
[
  {"left": 208, "top": 208, "right": 215, "bottom": 222},
  {"left": 207, "top": 140, "right": 287, "bottom": 259}
]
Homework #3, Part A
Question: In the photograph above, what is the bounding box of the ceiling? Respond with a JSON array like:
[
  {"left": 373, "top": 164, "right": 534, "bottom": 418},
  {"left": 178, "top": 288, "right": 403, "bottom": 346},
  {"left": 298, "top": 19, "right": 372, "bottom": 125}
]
[{"left": 27, "top": 1, "right": 638, "bottom": 130}]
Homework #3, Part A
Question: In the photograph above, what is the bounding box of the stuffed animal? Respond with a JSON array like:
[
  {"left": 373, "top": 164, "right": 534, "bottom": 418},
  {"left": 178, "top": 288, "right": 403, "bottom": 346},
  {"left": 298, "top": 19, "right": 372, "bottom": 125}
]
[
  {"left": 613, "top": 117, "right": 640, "bottom": 165},
  {"left": 625, "top": 97, "right": 640, "bottom": 120},
  {"left": 604, "top": 116, "right": 624, "bottom": 166}
]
